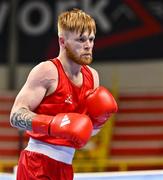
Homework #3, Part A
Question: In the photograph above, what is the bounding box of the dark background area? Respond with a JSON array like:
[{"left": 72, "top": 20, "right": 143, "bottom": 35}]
[{"left": 0, "top": 0, "right": 163, "bottom": 64}]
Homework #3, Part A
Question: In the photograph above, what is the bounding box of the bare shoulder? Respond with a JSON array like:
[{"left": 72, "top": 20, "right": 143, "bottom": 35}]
[
  {"left": 27, "top": 60, "right": 58, "bottom": 88},
  {"left": 31, "top": 60, "right": 57, "bottom": 76},
  {"left": 87, "top": 65, "right": 99, "bottom": 88}
]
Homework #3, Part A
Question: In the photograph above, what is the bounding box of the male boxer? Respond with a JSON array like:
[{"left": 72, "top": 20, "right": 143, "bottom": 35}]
[{"left": 10, "top": 8, "right": 117, "bottom": 180}]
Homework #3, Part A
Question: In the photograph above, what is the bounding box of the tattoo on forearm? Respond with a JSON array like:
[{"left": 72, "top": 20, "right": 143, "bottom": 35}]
[{"left": 11, "top": 107, "right": 35, "bottom": 131}]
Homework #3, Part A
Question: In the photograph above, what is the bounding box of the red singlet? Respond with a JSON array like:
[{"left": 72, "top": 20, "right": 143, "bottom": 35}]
[{"left": 27, "top": 58, "right": 94, "bottom": 147}]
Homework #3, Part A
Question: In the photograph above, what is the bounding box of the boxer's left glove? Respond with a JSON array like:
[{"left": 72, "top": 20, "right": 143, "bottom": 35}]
[
  {"left": 85, "top": 86, "right": 118, "bottom": 129},
  {"left": 32, "top": 113, "right": 93, "bottom": 149}
]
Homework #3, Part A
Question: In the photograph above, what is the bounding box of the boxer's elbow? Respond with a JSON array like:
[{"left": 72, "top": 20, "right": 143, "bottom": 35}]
[{"left": 10, "top": 111, "right": 16, "bottom": 128}]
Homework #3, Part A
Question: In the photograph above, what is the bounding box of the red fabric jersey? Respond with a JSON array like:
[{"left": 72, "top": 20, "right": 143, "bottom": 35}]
[{"left": 27, "top": 58, "right": 94, "bottom": 147}]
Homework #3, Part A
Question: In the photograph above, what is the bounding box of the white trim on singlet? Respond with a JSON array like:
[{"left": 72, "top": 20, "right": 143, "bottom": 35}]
[{"left": 25, "top": 138, "right": 75, "bottom": 164}]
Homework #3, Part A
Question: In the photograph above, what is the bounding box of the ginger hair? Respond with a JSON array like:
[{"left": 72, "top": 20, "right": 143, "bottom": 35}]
[{"left": 58, "top": 8, "right": 96, "bottom": 36}]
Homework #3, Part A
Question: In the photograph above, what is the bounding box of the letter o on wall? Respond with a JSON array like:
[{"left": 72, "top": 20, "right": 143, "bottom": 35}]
[{"left": 18, "top": 1, "right": 52, "bottom": 35}]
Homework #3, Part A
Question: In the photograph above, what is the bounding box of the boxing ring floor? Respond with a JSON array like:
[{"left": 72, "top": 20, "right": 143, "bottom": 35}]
[{"left": 1, "top": 170, "right": 163, "bottom": 180}]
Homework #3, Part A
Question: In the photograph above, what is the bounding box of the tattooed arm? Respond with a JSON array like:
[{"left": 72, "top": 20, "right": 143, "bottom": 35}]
[
  {"left": 10, "top": 61, "right": 58, "bottom": 131},
  {"left": 10, "top": 107, "right": 35, "bottom": 130}
]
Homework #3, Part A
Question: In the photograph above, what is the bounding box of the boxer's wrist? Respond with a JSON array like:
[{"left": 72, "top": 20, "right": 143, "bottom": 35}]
[{"left": 32, "top": 114, "right": 53, "bottom": 135}]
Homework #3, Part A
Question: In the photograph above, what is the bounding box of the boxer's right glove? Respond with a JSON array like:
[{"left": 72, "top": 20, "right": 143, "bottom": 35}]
[
  {"left": 32, "top": 113, "right": 93, "bottom": 149},
  {"left": 85, "top": 86, "right": 118, "bottom": 129}
]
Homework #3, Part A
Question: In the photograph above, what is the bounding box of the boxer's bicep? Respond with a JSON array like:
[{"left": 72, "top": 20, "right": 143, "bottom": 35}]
[
  {"left": 13, "top": 81, "right": 46, "bottom": 112},
  {"left": 10, "top": 61, "right": 57, "bottom": 130},
  {"left": 12, "top": 66, "right": 47, "bottom": 112}
]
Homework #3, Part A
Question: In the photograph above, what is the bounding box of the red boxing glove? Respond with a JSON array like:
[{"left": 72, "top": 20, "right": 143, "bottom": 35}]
[
  {"left": 32, "top": 113, "right": 93, "bottom": 149},
  {"left": 85, "top": 86, "right": 118, "bottom": 128}
]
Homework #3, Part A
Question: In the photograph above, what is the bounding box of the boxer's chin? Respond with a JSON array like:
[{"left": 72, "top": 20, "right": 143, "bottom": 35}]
[{"left": 78, "top": 56, "right": 93, "bottom": 65}]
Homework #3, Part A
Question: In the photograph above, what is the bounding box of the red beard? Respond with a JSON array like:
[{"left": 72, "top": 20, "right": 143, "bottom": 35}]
[{"left": 65, "top": 45, "right": 93, "bottom": 65}]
